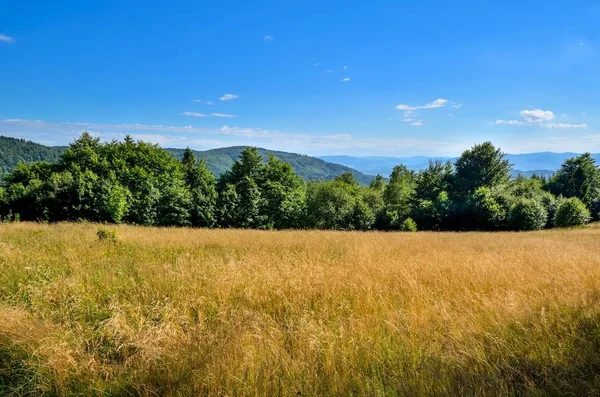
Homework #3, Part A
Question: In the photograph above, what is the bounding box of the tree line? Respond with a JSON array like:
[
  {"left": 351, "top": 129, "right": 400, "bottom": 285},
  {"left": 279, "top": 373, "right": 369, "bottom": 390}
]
[{"left": 0, "top": 132, "right": 598, "bottom": 231}]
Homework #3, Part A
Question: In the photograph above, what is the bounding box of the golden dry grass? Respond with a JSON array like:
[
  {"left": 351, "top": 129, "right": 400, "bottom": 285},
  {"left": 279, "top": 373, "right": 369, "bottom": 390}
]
[{"left": 1, "top": 223, "right": 600, "bottom": 396}]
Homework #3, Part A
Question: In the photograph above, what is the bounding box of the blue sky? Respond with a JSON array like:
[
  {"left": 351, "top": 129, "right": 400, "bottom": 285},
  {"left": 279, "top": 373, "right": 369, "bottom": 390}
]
[{"left": 1, "top": 0, "right": 599, "bottom": 156}]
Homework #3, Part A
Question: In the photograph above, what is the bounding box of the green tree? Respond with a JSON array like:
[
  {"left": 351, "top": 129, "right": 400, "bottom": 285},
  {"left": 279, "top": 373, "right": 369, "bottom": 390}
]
[
  {"left": 382, "top": 165, "right": 416, "bottom": 227},
  {"left": 217, "top": 147, "right": 266, "bottom": 228},
  {"left": 216, "top": 183, "right": 238, "bottom": 228},
  {"left": 156, "top": 184, "right": 192, "bottom": 226},
  {"left": 548, "top": 153, "right": 600, "bottom": 209},
  {"left": 369, "top": 174, "right": 386, "bottom": 192},
  {"left": 554, "top": 197, "right": 591, "bottom": 228},
  {"left": 411, "top": 191, "right": 452, "bottom": 231},
  {"left": 98, "top": 180, "right": 131, "bottom": 224},
  {"left": 181, "top": 148, "right": 218, "bottom": 227},
  {"left": 305, "top": 181, "right": 356, "bottom": 230},
  {"left": 453, "top": 142, "right": 512, "bottom": 197},
  {"left": 261, "top": 154, "right": 306, "bottom": 229},
  {"left": 235, "top": 176, "right": 264, "bottom": 228},
  {"left": 415, "top": 160, "right": 453, "bottom": 201},
  {"left": 509, "top": 198, "right": 547, "bottom": 231},
  {"left": 469, "top": 186, "right": 512, "bottom": 230}
]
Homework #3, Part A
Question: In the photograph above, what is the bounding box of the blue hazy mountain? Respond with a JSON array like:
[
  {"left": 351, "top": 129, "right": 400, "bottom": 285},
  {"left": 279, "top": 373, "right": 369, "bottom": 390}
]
[{"left": 320, "top": 152, "right": 600, "bottom": 178}]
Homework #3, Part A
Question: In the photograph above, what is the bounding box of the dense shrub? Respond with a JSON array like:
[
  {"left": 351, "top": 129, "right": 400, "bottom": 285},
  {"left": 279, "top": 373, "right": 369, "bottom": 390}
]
[
  {"left": 401, "top": 217, "right": 417, "bottom": 232},
  {"left": 554, "top": 198, "right": 591, "bottom": 228},
  {"left": 470, "top": 187, "right": 511, "bottom": 230},
  {"left": 509, "top": 199, "right": 547, "bottom": 231}
]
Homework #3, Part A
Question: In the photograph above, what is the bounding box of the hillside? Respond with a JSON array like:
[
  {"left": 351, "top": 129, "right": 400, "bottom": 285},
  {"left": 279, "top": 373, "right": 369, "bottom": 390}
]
[
  {"left": 167, "top": 146, "right": 376, "bottom": 184},
  {"left": 0, "top": 136, "right": 64, "bottom": 176},
  {"left": 0, "top": 136, "right": 376, "bottom": 184}
]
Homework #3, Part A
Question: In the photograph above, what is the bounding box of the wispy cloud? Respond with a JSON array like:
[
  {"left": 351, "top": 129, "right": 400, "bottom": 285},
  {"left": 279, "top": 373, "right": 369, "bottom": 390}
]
[
  {"left": 0, "top": 33, "right": 14, "bottom": 43},
  {"left": 264, "top": 35, "right": 274, "bottom": 41},
  {"left": 451, "top": 102, "right": 463, "bottom": 109},
  {"left": 4, "top": 117, "right": 599, "bottom": 156},
  {"left": 180, "top": 112, "right": 207, "bottom": 117},
  {"left": 396, "top": 98, "right": 451, "bottom": 126},
  {"left": 342, "top": 77, "right": 351, "bottom": 82},
  {"left": 191, "top": 99, "right": 215, "bottom": 105},
  {"left": 219, "top": 94, "right": 240, "bottom": 101},
  {"left": 343, "top": 65, "right": 348, "bottom": 70},
  {"left": 0, "top": 118, "right": 470, "bottom": 156},
  {"left": 544, "top": 123, "right": 587, "bottom": 129},
  {"left": 181, "top": 112, "right": 236, "bottom": 118},
  {"left": 326, "top": 69, "right": 334, "bottom": 73},
  {"left": 396, "top": 98, "right": 449, "bottom": 111},
  {"left": 490, "top": 119, "right": 526, "bottom": 126}
]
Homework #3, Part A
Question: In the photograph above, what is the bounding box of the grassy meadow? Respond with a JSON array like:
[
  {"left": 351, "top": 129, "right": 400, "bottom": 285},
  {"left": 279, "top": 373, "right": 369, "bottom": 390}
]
[{"left": 1, "top": 223, "right": 600, "bottom": 396}]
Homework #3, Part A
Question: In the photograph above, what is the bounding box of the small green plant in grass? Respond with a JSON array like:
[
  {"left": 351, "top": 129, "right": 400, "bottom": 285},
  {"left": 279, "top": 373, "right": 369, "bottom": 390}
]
[{"left": 96, "top": 227, "right": 118, "bottom": 243}]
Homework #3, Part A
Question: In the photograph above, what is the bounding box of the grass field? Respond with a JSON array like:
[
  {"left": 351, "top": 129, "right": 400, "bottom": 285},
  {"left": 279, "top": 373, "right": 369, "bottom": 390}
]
[{"left": 1, "top": 223, "right": 600, "bottom": 396}]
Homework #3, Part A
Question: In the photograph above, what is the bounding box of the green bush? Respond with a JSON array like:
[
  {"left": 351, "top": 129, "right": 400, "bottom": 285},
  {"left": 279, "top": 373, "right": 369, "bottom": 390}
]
[
  {"left": 97, "top": 227, "right": 118, "bottom": 243},
  {"left": 470, "top": 187, "right": 511, "bottom": 230},
  {"left": 509, "top": 198, "right": 547, "bottom": 231},
  {"left": 554, "top": 198, "right": 591, "bottom": 228},
  {"left": 401, "top": 217, "right": 417, "bottom": 232}
]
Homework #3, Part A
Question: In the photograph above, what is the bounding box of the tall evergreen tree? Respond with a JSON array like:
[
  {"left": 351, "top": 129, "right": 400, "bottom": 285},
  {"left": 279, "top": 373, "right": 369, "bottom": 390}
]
[
  {"left": 548, "top": 153, "right": 600, "bottom": 209},
  {"left": 453, "top": 142, "right": 512, "bottom": 197},
  {"left": 181, "top": 148, "right": 217, "bottom": 227}
]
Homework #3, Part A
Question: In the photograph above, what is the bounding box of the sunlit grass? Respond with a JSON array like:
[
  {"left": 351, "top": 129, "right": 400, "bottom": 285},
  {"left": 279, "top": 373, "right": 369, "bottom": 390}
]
[{"left": 1, "top": 223, "right": 600, "bottom": 395}]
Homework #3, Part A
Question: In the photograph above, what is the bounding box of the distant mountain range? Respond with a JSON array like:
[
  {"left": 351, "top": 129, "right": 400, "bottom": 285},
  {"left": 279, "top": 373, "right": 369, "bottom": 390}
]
[
  {"left": 320, "top": 152, "right": 600, "bottom": 178},
  {"left": 0, "top": 136, "right": 376, "bottom": 184},
  {"left": 2, "top": 135, "right": 597, "bottom": 184},
  {"left": 167, "top": 146, "right": 376, "bottom": 184}
]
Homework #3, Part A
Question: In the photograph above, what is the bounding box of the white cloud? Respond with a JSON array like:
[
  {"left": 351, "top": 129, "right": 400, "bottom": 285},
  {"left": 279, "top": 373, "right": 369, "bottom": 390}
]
[
  {"left": 192, "top": 99, "right": 215, "bottom": 105},
  {"left": 0, "top": 118, "right": 470, "bottom": 156},
  {"left": 180, "top": 112, "right": 207, "bottom": 117},
  {"left": 396, "top": 98, "right": 449, "bottom": 111},
  {"left": 544, "top": 123, "right": 587, "bottom": 129},
  {"left": 491, "top": 108, "right": 588, "bottom": 128},
  {"left": 0, "top": 34, "right": 14, "bottom": 43},
  {"left": 520, "top": 109, "right": 555, "bottom": 124},
  {"left": 342, "top": 77, "right": 351, "bottom": 82},
  {"left": 314, "top": 62, "right": 320, "bottom": 66},
  {"left": 219, "top": 94, "right": 240, "bottom": 101},
  {"left": 343, "top": 65, "right": 348, "bottom": 70},
  {"left": 411, "top": 121, "right": 423, "bottom": 126},
  {"left": 3, "top": 117, "right": 597, "bottom": 156},
  {"left": 264, "top": 35, "right": 274, "bottom": 41},
  {"left": 326, "top": 70, "right": 334, "bottom": 73},
  {"left": 451, "top": 102, "right": 463, "bottom": 109},
  {"left": 181, "top": 112, "right": 236, "bottom": 118},
  {"left": 491, "top": 119, "right": 526, "bottom": 126}
]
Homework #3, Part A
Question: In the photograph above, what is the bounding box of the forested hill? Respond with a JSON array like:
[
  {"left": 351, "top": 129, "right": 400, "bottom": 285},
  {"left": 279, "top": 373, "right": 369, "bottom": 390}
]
[
  {"left": 167, "top": 146, "right": 376, "bottom": 184},
  {"left": 0, "top": 136, "right": 64, "bottom": 176},
  {"left": 0, "top": 136, "right": 376, "bottom": 184}
]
